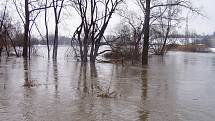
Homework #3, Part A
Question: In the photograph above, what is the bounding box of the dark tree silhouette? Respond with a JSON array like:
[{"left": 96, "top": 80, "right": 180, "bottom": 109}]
[{"left": 72, "top": 0, "right": 124, "bottom": 63}]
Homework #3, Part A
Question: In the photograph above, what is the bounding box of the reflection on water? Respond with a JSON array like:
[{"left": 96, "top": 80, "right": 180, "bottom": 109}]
[
  {"left": 53, "top": 60, "right": 58, "bottom": 95},
  {"left": 23, "top": 59, "right": 29, "bottom": 87},
  {"left": 0, "top": 51, "right": 215, "bottom": 121},
  {"left": 141, "top": 66, "right": 148, "bottom": 101}
]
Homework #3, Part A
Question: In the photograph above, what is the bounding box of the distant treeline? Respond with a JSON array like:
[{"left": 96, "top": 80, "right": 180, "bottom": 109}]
[{"left": 13, "top": 34, "right": 71, "bottom": 46}]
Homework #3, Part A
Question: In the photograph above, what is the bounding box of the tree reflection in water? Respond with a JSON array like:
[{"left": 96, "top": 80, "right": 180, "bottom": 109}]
[
  {"left": 23, "top": 58, "right": 30, "bottom": 87},
  {"left": 53, "top": 59, "right": 59, "bottom": 99},
  {"left": 139, "top": 65, "right": 149, "bottom": 121},
  {"left": 77, "top": 63, "right": 99, "bottom": 96},
  {"left": 141, "top": 65, "right": 148, "bottom": 100},
  {"left": 22, "top": 58, "right": 35, "bottom": 121}
]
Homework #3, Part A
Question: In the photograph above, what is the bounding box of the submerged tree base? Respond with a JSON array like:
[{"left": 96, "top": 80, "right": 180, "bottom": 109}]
[
  {"left": 97, "top": 91, "right": 118, "bottom": 98},
  {"left": 23, "top": 80, "right": 39, "bottom": 87}
]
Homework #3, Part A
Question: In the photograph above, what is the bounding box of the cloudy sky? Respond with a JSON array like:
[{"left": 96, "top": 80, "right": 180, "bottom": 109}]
[
  {"left": 35, "top": 0, "right": 215, "bottom": 36},
  {"left": 123, "top": 0, "right": 215, "bottom": 35},
  {"left": 2, "top": 0, "right": 215, "bottom": 37},
  {"left": 67, "top": 0, "right": 215, "bottom": 36},
  {"left": 188, "top": 0, "right": 215, "bottom": 34}
]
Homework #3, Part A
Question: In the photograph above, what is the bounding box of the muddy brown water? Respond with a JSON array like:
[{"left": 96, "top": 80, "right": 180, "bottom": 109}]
[{"left": 0, "top": 51, "right": 215, "bottom": 121}]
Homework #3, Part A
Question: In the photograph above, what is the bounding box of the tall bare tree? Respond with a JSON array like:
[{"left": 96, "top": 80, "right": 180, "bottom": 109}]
[
  {"left": 52, "top": 0, "right": 65, "bottom": 59},
  {"left": 0, "top": 1, "right": 8, "bottom": 56},
  {"left": 45, "top": 0, "right": 50, "bottom": 58},
  {"left": 13, "top": 0, "right": 52, "bottom": 58},
  {"left": 118, "top": 10, "right": 144, "bottom": 60},
  {"left": 0, "top": 0, "right": 19, "bottom": 57},
  {"left": 137, "top": 0, "right": 200, "bottom": 65},
  {"left": 141, "top": 0, "right": 151, "bottom": 65},
  {"left": 23, "top": 0, "right": 30, "bottom": 58},
  {"left": 150, "top": 4, "right": 181, "bottom": 55},
  {"left": 71, "top": 0, "right": 124, "bottom": 63}
]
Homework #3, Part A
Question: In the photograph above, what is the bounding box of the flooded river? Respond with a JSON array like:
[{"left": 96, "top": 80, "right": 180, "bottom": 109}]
[{"left": 0, "top": 50, "right": 215, "bottom": 121}]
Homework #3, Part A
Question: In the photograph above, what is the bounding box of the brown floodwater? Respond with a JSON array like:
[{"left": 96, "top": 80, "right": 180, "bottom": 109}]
[{"left": 0, "top": 51, "right": 215, "bottom": 121}]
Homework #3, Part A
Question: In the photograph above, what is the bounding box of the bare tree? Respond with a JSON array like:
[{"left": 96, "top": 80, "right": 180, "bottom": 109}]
[
  {"left": 71, "top": 0, "right": 124, "bottom": 63},
  {"left": 150, "top": 3, "right": 182, "bottom": 55},
  {"left": 136, "top": 0, "right": 201, "bottom": 65},
  {"left": 23, "top": 0, "right": 30, "bottom": 58},
  {"left": 0, "top": 0, "right": 19, "bottom": 57},
  {"left": 141, "top": 0, "right": 151, "bottom": 65},
  {"left": 4, "top": 25, "right": 19, "bottom": 57},
  {"left": 45, "top": 0, "right": 50, "bottom": 58},
  {"left": 52, "top": 0, "right": 65, "bottom": 59},
  {"left": 118, "top": 10, "right": 144, "bottom": 60},
  {"left": 13, "top": 0, "right": 52, "bottom": 58},
  {"left": 0, "top": 1, "right": 8, "bottom": 56}
]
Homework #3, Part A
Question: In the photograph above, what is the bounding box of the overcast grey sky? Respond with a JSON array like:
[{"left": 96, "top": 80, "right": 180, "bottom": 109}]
[
  {"left": 108, "top": 0, "right": 215, "bottom": 35},
  {"left": 2, "top": 0, "right": 215, "bottom": 37},
  {"left": 189, "top": 0, "right": 215, "bottom": 34},
  {"left": 36, "top": 0, "right": 215, "bottom": 36}
]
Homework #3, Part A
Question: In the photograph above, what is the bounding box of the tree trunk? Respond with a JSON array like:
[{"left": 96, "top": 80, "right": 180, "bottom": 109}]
[
  {"left": 83, "top": 37, "right": 88, "bottom": 63},
  {"left": 133, "top": 30, "right": 139, "bottom": 60},
  {"left": 7, "top": 30, "right": 19, "bottom": 57},
  {"left": 23, "top": 0, "right": 29, "bottom": 58},
  {"left": 160, "top": 22, "right": 170, "bottom": 55},
  {"left": 45, "top": 0, "right": 50, "bottom": 58},
  {"left": 90, "top": 51, "right": 97, "bottom": 63},
  {"left": 52, "top": 0, "right": 64, "bottom": 59},
  {"left": 0, "top": 46, "right": 2, "bottom": 56},
  {"left": 4, "top": 30, "right": 9, "bottom": 56},
  {"left": 28, "top": 32, "right": 31, "bottom": 59},
  {"left": 52, "top": 24, "right": 58, "bottom": 59},
  {"left": 78, "top": 39, "right": 84, "bottom": 62},
  {"left": 90, "top": 44, "right": 95, "bottom": 62},
  {"left": 142, "top": 0, "right": 151, "bottom": 65}
]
